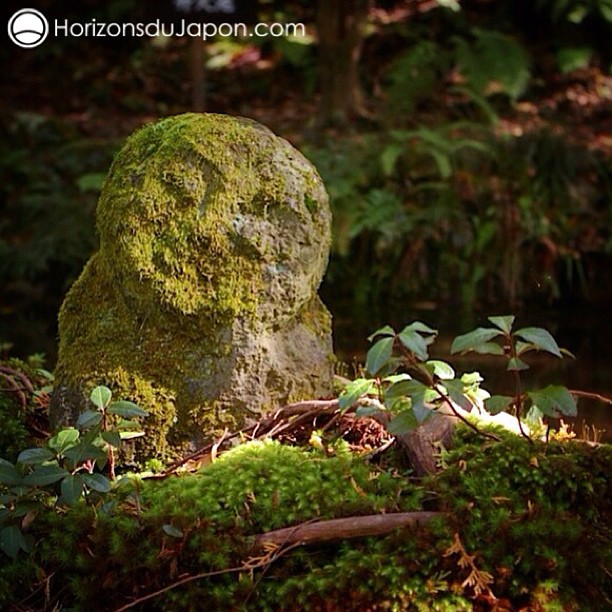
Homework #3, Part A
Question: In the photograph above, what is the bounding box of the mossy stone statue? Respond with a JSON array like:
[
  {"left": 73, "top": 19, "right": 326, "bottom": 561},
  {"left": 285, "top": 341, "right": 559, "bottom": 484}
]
[{"left": 50, "top": 113, "right": 333, "bottom": 456}]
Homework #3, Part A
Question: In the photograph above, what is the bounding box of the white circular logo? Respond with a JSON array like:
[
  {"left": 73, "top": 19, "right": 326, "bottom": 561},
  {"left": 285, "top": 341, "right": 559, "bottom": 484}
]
[{"left": 8, "top": 8, "right": 49, "bottom": 48}]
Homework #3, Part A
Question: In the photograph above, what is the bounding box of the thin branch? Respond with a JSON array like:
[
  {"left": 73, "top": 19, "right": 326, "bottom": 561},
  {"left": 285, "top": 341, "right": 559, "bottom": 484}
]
[
  {"left": 252, "top": 511, "right": 442, "bottom": 551},
  {"left": 433, "top": 385, "right": 500, "bottom": 441},
  {"left": 570, "top": 390, "right": 612, "bottom": 405},
  {"left": 112, "top": 542, "right": 303, "bottom": 612}
]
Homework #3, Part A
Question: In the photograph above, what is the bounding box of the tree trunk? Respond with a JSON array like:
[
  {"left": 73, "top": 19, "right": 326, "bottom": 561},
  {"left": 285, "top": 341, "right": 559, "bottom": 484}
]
[{"left": 316, "top": 0, "right": 371, "bottom": 128}]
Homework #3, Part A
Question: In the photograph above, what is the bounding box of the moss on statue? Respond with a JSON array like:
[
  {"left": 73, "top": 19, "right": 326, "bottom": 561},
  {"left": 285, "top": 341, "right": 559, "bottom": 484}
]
[{"left": 51, "top": 114, "right": 334, "bottom": 458}]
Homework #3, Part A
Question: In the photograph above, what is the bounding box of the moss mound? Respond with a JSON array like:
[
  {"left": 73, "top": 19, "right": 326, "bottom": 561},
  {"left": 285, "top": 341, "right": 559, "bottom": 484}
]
[{"left": 2, "top": 431, "right": 610, "bottom": 610}]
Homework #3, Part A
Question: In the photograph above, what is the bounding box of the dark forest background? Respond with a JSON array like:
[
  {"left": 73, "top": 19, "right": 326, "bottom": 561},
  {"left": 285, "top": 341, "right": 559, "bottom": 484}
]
[{"left": 1, "top": 0, "right": 610, "bottom": 432}]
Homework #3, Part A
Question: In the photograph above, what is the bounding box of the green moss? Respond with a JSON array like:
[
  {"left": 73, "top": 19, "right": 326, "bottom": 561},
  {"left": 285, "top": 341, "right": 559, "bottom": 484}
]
[{"left": 4, "top": 435, "right": 611, "bottom": 609}]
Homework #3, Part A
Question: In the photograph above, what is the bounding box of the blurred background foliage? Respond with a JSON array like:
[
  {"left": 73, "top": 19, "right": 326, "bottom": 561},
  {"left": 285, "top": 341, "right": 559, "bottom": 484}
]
[{"left": 0, "top": 0, "right": 610, "bottom": 370}]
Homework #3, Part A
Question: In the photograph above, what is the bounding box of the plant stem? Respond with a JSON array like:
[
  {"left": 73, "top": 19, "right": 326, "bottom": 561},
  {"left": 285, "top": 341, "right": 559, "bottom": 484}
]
[{"left": 508, "top": 333, "right": 532, "bottom": 443}]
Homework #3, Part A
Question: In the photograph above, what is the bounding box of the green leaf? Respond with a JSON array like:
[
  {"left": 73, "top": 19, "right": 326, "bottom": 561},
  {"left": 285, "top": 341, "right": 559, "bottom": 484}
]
[
  {"left": 83, "top": 473, "right": 112, "bottom": 493},
  {"left": 406, "top": 321, "right": 437, "bottom": 335},
  {"left": 397, "top": 330, "right": 429, "bottom": 361},
  {"left": 355, "top": 406, "right": 383, "bottom": 418},
  {"left": 0, "top": 460, "right": 22, "bottom": 487},
  {"left": 76, "top": 410, "right": 103, "bottom": 430},
  {"left": 90, "top": 386, "right": 112, "bottom": 410},
  {"left": 338, "top": 379, "right": 375, "bottom": 411},
  {"left": 386, "top": 379, "right": 420, "bottom": 400},
  {"left": 76, "top": 172, "right": 107, "bottom": 193},
  {"left": 387, "top": 410, "right": 419, "bottom": 435},
  {"left": 163, "top": 524, "right": 184, "bottom": 538},
  {"left": 116, "top": 419, "right": 143, "bottom": 430},
  {"left": 380, "top": 144, "right": 404, "bottom": 176},
  {"left": 488, "top": 315, "right": 515, "bottom": 333},
  {"left": 515, "top": 340, "right": 536, "bottom": 356},
  {"left": 485, "top": 395, "right": 514, "bottom": 415},
  {"left": 101, "top": 431, "right": 122, "bottom": 448},
  {"left": 461, "top": 372, "right": 484, "bottom": 385},
  {"left": 60, "top": 474, "right": 84, "bottom": 506},
  {"left": 63, "top": 444, "right": 108, "bottom": 469},
  {"left": 525, "top": 405, "right": 544, "bottom": 428},
  {"left": 473, "top": 342, "right": 505, "bottom": 355},
  {"left": 514, "top": 327, "right": 562, "bottom": 358},
  {"left": 507, "top": 357, "right": 529, "bottom": 371},
  {"left": 527, "top": 386, "right": 577, "bottom": 418},
  {"left": 48, "top": 428, "right": 80, "bottom": 455},
  {"left": 412, "top": 394, "right": 432, "bottom": 424},
  {"left": 16, "top": 448, "right": 54, "bottom": 466},
  {"left": 382, "top": 373, "right": 411, "bottom": 385},
  {"left": 451, "top": 328, "right": 503, "bottom": 354},
  {"left": 366, "top": 337, "right": 395, "bottom": 376},
  {"left": 442, "top": 379, "right": 473, "bottom": 411},
  {"left": 119, "top": 431, "right": 145, "bottom": 440},
  {"left": 0, "top": 526, "right": 23, "bottom": 559},
  {"left": 23, "top": 465, "right": 69, "bottom": 487},
  {"left": 107, "top": 401, "right": 149, "bottom": 418},
  {"left": 426, "top": 360, "right": 455, "bottom": 380},
  {"left": 367, "top": 325, "right": 395, "bottom": 342}
]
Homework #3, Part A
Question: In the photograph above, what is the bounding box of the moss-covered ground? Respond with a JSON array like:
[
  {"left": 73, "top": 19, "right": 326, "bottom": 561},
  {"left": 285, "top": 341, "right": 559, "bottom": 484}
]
[{"left": 1, "top": 422, "right": 609, "bottom": 611}]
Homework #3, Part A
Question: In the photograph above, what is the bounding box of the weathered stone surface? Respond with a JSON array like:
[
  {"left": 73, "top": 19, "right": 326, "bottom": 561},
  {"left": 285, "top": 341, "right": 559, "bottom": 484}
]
[{"left": 51, "top": 113, "right": 334, "bottom": 456}]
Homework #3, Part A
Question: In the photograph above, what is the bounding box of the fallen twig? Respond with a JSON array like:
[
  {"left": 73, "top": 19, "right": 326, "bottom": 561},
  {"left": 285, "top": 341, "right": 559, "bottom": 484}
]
[{"left": 251, "top": 511, "right": 442, "bottom": 551}]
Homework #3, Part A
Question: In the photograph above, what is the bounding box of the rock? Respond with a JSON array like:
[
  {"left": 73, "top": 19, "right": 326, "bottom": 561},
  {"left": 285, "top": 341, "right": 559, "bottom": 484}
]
[{"left": 50, "top": 113, "right": 334, "bottom": 457}]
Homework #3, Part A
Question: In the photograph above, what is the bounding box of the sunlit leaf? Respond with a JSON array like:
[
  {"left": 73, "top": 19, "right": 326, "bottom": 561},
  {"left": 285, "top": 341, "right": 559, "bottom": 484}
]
[
  {"left": 339, "top": 379, "right": 375, "bottom": 411},
  {"left": 426, "top": 360, "right": 455, "bottom": 380},
  {"left": 90, "top": 386, "right": 112, "bottom": 410},
  {"left": 461, "top": 372, "right": 484, "bottom": 385},
  {"left": 527, "top": 386, "right": 577, "bottom": 418},
  {"left": 485, "top": 395, "right": 514, "bottom": 415},
  {"left": 382, "top": 373, "right": 411, "bottom": 385},
  {"left": 471, "top": 342, "right": 505, "bottom": 356},
  {"left": 119, "top": 431, "right": 145, "bottom": 440},
  {"left": 48, "top": 428, "right": 80, "bottom": 455},
  {"left": 514, "top": 327, "right": 562, "bottom": 358},
  {"left": 450, "top": 328, "right": 503, "bottom": 354},
  {"left": 367, "top": 325, "right": 395, "bottom": 342},
  {"left": 488, "top": 315, "right": 515, "bottom": 333},
  {"left": 406, "top": 321, "right": 437, "bottom": 335}
]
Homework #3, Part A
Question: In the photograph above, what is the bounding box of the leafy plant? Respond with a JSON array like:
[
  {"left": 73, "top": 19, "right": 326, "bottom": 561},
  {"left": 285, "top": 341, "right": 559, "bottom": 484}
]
[
  {"left": 0, "top": 386, "right": 148, "bottom": 558},
  {"left": 450, "top": 315, "right": 577, "bottom": 438},
  {"left": 339, "top": 321, "right": 492, "bottom": 438},
  {"left": 339, "top": 317, "right": 578, "bottom": 441}
]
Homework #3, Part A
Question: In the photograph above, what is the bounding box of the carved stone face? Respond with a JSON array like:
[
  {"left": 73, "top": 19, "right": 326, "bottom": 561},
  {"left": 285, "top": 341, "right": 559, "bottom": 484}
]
[{"left": 96, "top": 113, "right": 331, "bottom": 323}]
